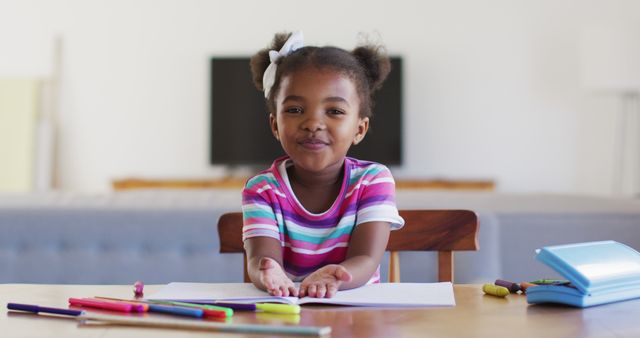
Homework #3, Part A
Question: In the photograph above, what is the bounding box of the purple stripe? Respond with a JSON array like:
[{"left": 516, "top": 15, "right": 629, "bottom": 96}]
[
  {"left": 279, "top": 208, "right": 357, "bottom": 228},
  {"left": 358, "top": 194, "right": 395, "bottom": 206}
]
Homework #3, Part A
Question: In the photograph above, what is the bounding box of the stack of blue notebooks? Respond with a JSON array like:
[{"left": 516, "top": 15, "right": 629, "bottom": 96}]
[{"left": 526, "top": 240, "right": 640, "bottom": 308}]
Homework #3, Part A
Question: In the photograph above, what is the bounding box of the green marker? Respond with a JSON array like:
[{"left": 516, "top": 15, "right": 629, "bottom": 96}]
[
  {"left": 150, "top": 300, "right": 234, "bottom": 317},
  {"left": 530, "top": 279, "right": 569, "bottom": 285}
]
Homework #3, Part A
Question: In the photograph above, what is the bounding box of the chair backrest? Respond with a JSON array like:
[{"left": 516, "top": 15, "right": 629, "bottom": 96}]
[{"left": 217, "top": 210, "right": 479, "bottom": 283}]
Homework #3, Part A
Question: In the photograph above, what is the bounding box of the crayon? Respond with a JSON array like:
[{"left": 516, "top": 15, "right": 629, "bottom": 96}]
[{"left": 482, "top": 284, "right": 510, "bottom": 297}]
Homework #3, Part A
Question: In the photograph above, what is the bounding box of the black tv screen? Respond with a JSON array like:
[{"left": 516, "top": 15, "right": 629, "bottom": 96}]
[{"left": 210, "top": 57, "right": 403, "bottom": 166}]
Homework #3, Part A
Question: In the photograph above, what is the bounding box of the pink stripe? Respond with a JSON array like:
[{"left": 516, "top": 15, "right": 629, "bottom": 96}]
[
  {"left": 244, "top": 217, "right": 277, "bottom": 226},
  {"left": 284, "top": 247, "right": 348, "bottom": 267},
  {"left": 360, "top": 183, "right": 393, "bottom": 195}
]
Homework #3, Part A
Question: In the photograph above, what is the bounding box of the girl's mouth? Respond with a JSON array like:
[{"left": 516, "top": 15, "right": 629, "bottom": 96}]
[{"left": 299, "top": 138, "right": 329, "bottom": 150}]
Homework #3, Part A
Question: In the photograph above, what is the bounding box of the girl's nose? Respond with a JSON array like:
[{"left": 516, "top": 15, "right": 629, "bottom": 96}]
[{"left": 301, "top": 112, "right": 326, "bottom": 132}]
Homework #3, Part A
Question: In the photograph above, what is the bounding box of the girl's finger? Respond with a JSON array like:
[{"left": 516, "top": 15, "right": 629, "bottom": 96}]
[
  {"left": 316, "top": 284, "right": 327, "bottom": 298},
  {"left": 326, "top": 284, "right": 338, "bottom": 298},
  {"left": 288, "top": 284, "right": 299, "bottom": 297},
  {"left": 335, "top": 266, "right": 352, "bottom": 282},
  {"left": 270, "top": 285, "right": 282, "bottom": 297},
  {"left": 307, "top": 284, "right": 317, "bottom": 298},
  {"left": 280, "top": 285, "right": 289, "bottom": 297}
]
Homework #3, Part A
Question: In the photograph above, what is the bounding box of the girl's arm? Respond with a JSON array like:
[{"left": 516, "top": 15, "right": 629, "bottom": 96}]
[
  {"left": 340, "top": 221, "right": 391, "bottom": 287},
  {"left": 298, "top": 221, "right": 391, "bottom": 298},
  {"left": 244, "top": 236, "right": 298, "bottom": 297}
]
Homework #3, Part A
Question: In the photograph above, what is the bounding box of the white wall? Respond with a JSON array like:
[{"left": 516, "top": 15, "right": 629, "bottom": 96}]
[{"left": 1, "top": 0, "right": 639, "bottom": 194}]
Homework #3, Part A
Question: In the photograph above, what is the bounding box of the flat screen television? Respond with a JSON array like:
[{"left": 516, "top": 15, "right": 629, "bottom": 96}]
[{"left": 210, "top": 57, "right": 403, "bottom": 166}]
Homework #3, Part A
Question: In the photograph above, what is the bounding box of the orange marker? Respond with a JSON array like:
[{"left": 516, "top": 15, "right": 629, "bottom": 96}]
[{"left": 520, "top": 282, "right": 537, "bottom": 293}]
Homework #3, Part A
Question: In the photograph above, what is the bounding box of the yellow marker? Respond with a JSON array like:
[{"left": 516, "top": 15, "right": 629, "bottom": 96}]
[
  {"left": 256, "top": 303, "right": 301, "bottom": 314},
  {"left": 256, "top": 312, "right": 301, "bottom": 325},
  {"left": 482, "top": 283, "right": 510, "bottom": 297}
]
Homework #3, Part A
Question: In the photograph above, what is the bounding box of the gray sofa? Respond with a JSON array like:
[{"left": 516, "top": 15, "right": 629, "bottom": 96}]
[{"left": 1, "top": 190, "right": 639, "bottom": 284}]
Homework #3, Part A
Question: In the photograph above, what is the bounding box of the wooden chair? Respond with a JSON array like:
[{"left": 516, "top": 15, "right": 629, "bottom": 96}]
[{"left": 217, "top": 210, "right": 479, "bottom": 283}]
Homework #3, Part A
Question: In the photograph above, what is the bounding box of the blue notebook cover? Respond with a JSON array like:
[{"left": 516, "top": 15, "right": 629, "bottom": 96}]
[{"left": 526, "top": 241, "right": 640, "bottom": 308}]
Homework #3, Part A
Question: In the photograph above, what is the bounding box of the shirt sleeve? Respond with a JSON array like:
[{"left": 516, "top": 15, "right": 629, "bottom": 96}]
[
  {"left": 241, "top": 180, "right": 281, "bottom": 242},
  {"left": 355, "top": 164, "right": 405, "bottom": 230}
]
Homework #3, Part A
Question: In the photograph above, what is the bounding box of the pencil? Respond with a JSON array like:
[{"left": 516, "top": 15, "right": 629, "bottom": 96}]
[{"left": 78, "top": 312, "right": 331, "bottom": 336}]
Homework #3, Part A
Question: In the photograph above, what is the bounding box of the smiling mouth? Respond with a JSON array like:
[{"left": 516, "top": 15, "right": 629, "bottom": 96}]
[{"left": 299, "top": 138, "right": 329, "bottom": 150}]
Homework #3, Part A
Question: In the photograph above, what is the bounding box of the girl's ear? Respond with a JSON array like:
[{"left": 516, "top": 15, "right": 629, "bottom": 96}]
[
  {"left": 269, "top": 114, "right": 280, "bottom": 140},
  {"left": 353, "top": 117, "right": 369, "bottom": 145}
]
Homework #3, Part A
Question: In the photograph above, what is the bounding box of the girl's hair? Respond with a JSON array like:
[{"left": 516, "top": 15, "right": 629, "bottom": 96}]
[{"left": 250, "top": 32, "right": 391, "bottom": 118}]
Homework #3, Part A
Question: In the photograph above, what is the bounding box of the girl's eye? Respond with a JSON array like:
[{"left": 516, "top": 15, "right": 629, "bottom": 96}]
[
  {"left": 284, "top": 107, "right": 303, "bottom": 114},
  {"left": 327, "top": 109, "right": 345, "bottom": 115}
]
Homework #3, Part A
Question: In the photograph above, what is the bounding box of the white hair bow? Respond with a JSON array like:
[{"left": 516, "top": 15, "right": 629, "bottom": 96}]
[{"left": 262, "top": 31, "right": 304, "bottom": 98}]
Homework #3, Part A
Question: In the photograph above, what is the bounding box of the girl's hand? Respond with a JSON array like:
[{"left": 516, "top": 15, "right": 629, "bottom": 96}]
[
  {"left": 258, "top": 257, "right": 298, "bottom": 297},
  {"left": 299, "top": 265, "right": 353, "bottom": 298}
]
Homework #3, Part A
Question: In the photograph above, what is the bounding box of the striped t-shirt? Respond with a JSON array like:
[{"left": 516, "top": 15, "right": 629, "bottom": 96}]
[{"left": 241, "top": 156, "right": 404, "bottom": 283}]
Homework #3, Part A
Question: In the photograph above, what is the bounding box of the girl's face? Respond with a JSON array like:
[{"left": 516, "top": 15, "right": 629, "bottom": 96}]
[{"left": 270, "top": 67, "right": 369, "bottom": 175}]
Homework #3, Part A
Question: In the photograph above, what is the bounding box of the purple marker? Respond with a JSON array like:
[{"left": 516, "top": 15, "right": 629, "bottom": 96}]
[
  {"left": 7, "top": 303, "right": 84, "bottom": 317},
  {"left": 495, "top": 279, "right": 521, "bottom": 293},
  {"left": 212, "top": 302, "right": 258, "bottom": 311},
  {"left": 186, "top": 300, "right": 257, "bottom": 311}
]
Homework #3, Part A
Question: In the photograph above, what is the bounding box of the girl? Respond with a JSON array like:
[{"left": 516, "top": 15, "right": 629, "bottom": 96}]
[{"left": 242, "top": 31, "right": 404, "bottom": 298}]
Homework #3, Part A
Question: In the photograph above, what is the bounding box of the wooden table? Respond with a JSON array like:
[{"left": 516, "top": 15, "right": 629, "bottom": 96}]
[
  {"left": 2, "top": 284, "right": 638, "bottom": 337},
  {"left": 111, "top": 178, "right": 495, "bottom": 191}
]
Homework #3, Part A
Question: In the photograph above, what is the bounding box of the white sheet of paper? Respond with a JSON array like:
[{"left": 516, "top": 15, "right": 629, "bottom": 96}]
[{"left": 148, "top": 282, "right": 455, "bottom": 307}]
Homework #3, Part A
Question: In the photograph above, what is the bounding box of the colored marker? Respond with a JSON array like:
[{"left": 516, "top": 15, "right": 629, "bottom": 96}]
[
  {"left": 8, "top": 303, "right": 84, "bottom": 317},
  {"left": 212, "top": 302, "right": 257, "bottom": 311},
  {"left": 255, "top": 312, "right": 301, "bottom": 325},
  {"left": 256, "top": 303, "right": 301, "bottom": 314},
  {"left": 482, "top": 284, "right": 510, "bottom": 297},
  {"left": 173, "top": 301, "right": 298, "bottom": 314},
  {"left": 86, "top": 298, "right": 147, "bottom": 312},
  {"left": 9, "top": 304, "right": 328, "bottom": 336},
  {"left": 95, "top": 296, "right": 149, "bottom": 305},
  {"left": 150, "top": 301, "right": 232, "bottom": 318},
  {"left": 97, "top": 298, "right": 149, "bottom": 312},
  {"left": 95, "top": 297, "right": 229, "bottom": 318},
  {"left": 147, "top": 303, "right": 204, "bottom": 318},
  {"left": 530, "top": 279, "right": 569, "bottom": 285},
  {"left": 494, "top": 279, "right": 521, "bottom": 293},
  {"left": 126, "top": 301, "right": 148, "bottom": 312},
  {"left": 519, "top": 282, "right": 537, "bottom": 293},
  {"left": 68, "top": 298, "right": 133, "bottom": 313}
]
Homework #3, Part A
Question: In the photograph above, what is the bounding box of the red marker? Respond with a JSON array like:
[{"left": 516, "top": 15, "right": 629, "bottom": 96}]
[
  {"left": 90, "top": 299, "right": 147, "bottom": 312},
  {"left": 68, "top": 298, "right": 133, "bottom": 313}
]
